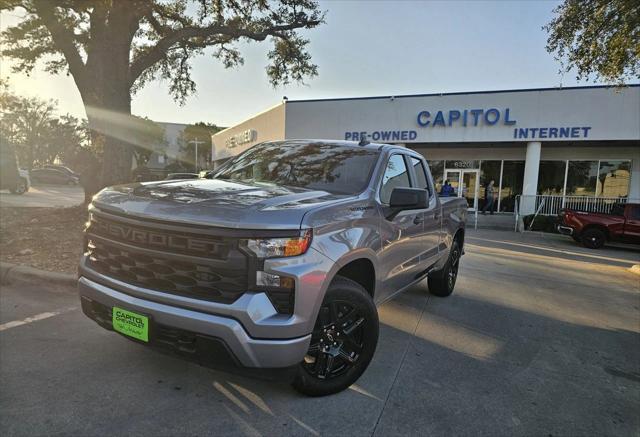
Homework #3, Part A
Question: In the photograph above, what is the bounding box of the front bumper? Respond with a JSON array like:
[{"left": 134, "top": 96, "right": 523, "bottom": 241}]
[{"left": 79, "top": 276, "right": 311, "bottom": 368}]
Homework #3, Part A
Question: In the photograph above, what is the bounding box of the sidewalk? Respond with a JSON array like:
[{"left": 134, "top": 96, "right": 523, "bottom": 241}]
[
  {"left": 467, "top": 228, "right": 640, "bottom": 269},
  {"left": 0, "top": 185, "right": 84, "bottom": 208}
]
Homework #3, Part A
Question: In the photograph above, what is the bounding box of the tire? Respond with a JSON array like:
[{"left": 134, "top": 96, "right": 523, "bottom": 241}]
[
  {"left": 292, "top": 276, "right": 379, "bottom": 396},
  {"left": 9, "top": 178, "right": 28, "bottom": 195},
  {"left": 571, "top": 233, "right": 581, "bottom": 243},
  {"left": 428, "top": 239, "right": 461, "bottom": 297},
  {"left": 582, "top": 228, "right": 606, "bottom": 249}
]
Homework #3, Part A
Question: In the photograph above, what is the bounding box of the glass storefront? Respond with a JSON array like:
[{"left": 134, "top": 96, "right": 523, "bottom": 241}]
[
  {"left": 426, "top": 156, "right": 631, "bottom": 212},
  {"left": 429, "top": 160, "right": 444, "bottom": 193},
  {"left": 566, "top": 161, "right": 598, "bottom": 196},
  {"left": 537, "top": 161, "right": 567, "bottom": 195},
  {"left": 537, "top": 160, "right": 631, "bottom": 198},
  {"left": 598, "top": 160, "right": 631, "bottom": 198},
  {"left": 499, "top": 161, "right": 525, "bottom": 212},
  {"left": 479, "top": 160, "right": 501, "bottom": 211}
]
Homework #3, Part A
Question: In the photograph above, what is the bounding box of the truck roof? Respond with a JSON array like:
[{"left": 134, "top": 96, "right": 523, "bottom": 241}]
[{"left": 277, "top": 139, "right": 408, "bottom": 154}]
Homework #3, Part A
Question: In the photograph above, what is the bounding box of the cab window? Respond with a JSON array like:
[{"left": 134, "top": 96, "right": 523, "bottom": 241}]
[
  {"left": 380, "top": 154, "right": 411, "bottom": 204},
  {"left": 410, "top": 156, "right": 431, "bottom": 196}
]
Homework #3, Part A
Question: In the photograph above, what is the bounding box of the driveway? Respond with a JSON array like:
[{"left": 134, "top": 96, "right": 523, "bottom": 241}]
[
  {"left": 0, "top": 184, "right": 84, "bottom": 208},
  {"left": 1, "top": 229, "right": 638, "bottom": 436}
]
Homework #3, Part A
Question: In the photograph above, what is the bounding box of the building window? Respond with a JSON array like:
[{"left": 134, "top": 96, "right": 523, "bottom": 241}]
[
  {"left": 429, "top": 160, "right": 444, "bottom": 193},
  {"left": 537, "top": 161, "right": 567, "bottom": 195},
  {"left": 500, "top": 161, "right": 524, "bottom": 212},
  {"left": 598, "top": 160, "right": 631, "bottom": 198},
  {"left": 566, "top": 161, "right": 599, "bottom": 196},
  {"left": 479, "top": 161, "right": 501, "bottom": 210}
]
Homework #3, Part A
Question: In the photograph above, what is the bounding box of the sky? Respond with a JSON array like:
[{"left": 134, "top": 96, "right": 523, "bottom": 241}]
[{"left": 0, "top": 0, "right": 595, "bottom": 128}]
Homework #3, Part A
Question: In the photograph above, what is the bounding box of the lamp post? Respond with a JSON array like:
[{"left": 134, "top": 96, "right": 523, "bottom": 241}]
[{"left": 188, "top": 137, "right": 206, "bottom": 172}]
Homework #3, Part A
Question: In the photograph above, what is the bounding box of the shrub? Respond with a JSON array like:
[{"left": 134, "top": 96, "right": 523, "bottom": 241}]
[{"left": 523, "top": 214, "right": 559, "bottom": 233}]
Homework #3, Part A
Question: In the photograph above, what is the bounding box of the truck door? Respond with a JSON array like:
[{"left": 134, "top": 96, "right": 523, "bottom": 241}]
[
  {"left": 377, "top": 153, "right": 430, "bottom": 302},
  {"left": 408, "top": 156, "right": 441, "bottom": 268},
  {"left": 623, "top": 205, "right": 640, "bottom": 243}
]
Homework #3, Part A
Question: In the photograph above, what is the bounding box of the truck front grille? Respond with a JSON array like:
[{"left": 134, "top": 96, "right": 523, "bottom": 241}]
[
  {"left": 86, "top": 238, "right": 247, "bottom": 304},
  {"left": 84, "top": 211, "right": 296, "bottom": 314}
]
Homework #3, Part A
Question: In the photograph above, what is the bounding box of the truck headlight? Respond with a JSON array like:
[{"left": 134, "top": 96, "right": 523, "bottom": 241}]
[{"left": 245, "top": 229, "right": 312, "bottom": 258}]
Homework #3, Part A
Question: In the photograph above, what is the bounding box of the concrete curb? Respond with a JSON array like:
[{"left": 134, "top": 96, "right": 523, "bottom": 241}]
[
  {"left": 629, "top": 265, "right": 640, "bottom": 276},
  {"left": 0, "top": 262, "right": 76, "bottom": 287}
]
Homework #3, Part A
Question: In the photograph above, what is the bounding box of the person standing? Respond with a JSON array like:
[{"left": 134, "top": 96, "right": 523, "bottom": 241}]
[
  {"left": 482, "top": 179, "right": 496, "bottom": 214},
  {"left": 440, "top": 180, "right": 454, "bottom": 197}
]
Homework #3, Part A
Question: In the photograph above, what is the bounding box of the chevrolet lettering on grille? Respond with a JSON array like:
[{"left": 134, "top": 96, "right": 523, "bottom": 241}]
[{"left": 91, "top": 217, "right": 221, "bottom": 256}]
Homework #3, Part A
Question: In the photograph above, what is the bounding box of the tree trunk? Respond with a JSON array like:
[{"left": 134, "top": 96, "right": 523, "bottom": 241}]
[{"left": 79, "top": 53, "right": 134, "bottom": 199}]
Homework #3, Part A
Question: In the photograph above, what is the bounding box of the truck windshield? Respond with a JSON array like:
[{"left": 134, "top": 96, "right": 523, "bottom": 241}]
[{"left": 213, "top": 142, "right": 380, "bottom": 195}]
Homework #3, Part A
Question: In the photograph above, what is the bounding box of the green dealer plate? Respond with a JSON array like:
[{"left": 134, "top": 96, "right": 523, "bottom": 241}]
[{"left": 112, "top": 307, "right": 149, "bottom": 342}]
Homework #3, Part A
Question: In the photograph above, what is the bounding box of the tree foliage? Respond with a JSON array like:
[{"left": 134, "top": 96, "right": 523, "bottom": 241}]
[
  {"left": 1, "top": 0, "right": 324, "bottom": 187},
  {"left": 179, "top": 121, "right": 223, "bottom": 169},
  {"left": 544, "top": 0, "right": 640, "bottom": 84},
  {"left": 1, "top": 79, "right": 64, "bottom": 169}
]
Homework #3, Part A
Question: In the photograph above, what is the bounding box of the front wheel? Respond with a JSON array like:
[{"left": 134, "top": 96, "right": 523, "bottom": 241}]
[
  {"left": 9, "top": 178, "right": 28, "bottom": 195},
  {"left": 428, "top": 239, "right": 461, "bottom": 297},
  {"left": 582, "top": 228, "right": 606, "bottom": 249},
  {"left": 292, "top": 276, "right": 378, "bottom": 396}
]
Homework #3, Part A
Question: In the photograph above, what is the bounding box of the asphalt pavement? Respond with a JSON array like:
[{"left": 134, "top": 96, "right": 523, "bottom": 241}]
[
  {"left": 0, "top": 184, "right": 84, "bottom": 208},
  {"left": 1, "top": 230, "right": 639, "bottom": 436}
]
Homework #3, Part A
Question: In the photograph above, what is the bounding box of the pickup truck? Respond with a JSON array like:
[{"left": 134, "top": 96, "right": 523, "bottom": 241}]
[
  {"left": 78, "top": 140, "right": 467, "bottom": 396},
  {"left": 557, "top": 203, "right": 640, "bottom": 249}
]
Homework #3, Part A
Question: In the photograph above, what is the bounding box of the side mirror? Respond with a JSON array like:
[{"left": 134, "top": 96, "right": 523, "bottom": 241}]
[{"left": 387, "top": 188, "right": 428, "bottom": 219}]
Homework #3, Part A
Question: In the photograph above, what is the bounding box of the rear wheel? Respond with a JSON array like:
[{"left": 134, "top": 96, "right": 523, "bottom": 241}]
[
  {"left": 292, "top": 276, "right": 378, "bottom": 396},
  {"left": 582, "top": 228, "right": 606, "bottom": 249},
  {"left": 428, "top": 239, "right": 461, "bottom": 297}
]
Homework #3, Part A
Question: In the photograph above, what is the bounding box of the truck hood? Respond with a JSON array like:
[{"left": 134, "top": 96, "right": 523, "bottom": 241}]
[{"left": 92, "top": 178, "right": 349, "bottom": 229}]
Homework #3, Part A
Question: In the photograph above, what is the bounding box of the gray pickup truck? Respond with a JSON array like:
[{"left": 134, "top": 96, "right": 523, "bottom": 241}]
[{"left": 79, "top": 140, "right": 467, "bottom": 396}]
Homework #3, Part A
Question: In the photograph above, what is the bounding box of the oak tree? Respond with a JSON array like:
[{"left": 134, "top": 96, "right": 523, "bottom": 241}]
[
  {"left": 1, "top": 0, "right": 324, "bottom": 188},
  {"left": 544, "top": 0, "right": 640, "bottom": 84}
]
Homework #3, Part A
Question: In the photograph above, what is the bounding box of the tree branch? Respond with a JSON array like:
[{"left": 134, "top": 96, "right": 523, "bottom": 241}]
[
  {"left": 129, "top": 19, "right": 320, "bottom": 84},
  {"left": 32, "top": 0, "right": 87, "bottom": 88}
]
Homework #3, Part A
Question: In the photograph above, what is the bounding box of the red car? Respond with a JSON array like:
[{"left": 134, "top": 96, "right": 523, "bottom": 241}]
[{"left": 557, "top": 203, "right": 640, "bottom": 249}]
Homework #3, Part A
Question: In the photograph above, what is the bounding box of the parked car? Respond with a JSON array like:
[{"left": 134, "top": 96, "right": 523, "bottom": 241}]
[
  {"left": 558, "top": 203, "right": 640, "bottom": 249},
  {"left": 0, "top": 137, "right": 30, "bottom": 194},
  {"left": 43, "top": 164, "right": 80, "bottom": 179},
  {"left": 78, "top": 140, "right": 467, "bottom": 396},
  {"left": 30, "top": 168, "right": 80, "bottom": 185},
  {"left": 165, "top": 172, "right": 200, "bottom": 180}
]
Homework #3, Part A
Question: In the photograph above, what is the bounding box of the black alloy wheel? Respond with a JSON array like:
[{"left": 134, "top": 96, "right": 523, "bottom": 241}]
[
  {"left": 447, "top": 244, "right": 461, "bottom": 291},
  {"left": 428, "top": 239, "right": 461, "bottom": 297},
  {"left": 293, "top": 276, "right": 378, "bottom": 396},
  {"left": 303, "top": 300, "right": 365, "bottom": 380}
]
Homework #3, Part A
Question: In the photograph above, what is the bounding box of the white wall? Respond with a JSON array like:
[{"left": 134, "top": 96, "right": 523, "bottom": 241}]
[
  {"left": 211, "top": 103, "right": 286, "bottom": 161},
  {"left": 284, "top": 86, "right": 640, "bottom": 143},
  {"left": 415, "top": 145, "right": 640, "bottom": 162}
]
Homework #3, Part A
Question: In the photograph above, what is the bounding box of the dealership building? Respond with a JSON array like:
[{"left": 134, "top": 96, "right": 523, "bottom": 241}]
[{"left": 212, "top": 85, "right": 640, "bottom": 213}]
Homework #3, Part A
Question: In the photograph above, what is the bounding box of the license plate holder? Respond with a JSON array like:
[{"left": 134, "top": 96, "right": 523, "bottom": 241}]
[{"left": 112, "top": 306, "right": 149, "bottom": 342}]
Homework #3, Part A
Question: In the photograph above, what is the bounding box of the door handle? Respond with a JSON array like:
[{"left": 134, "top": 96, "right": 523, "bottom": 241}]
[{"left": 413, "top": 215, "right": 424, "bottom": 225}]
